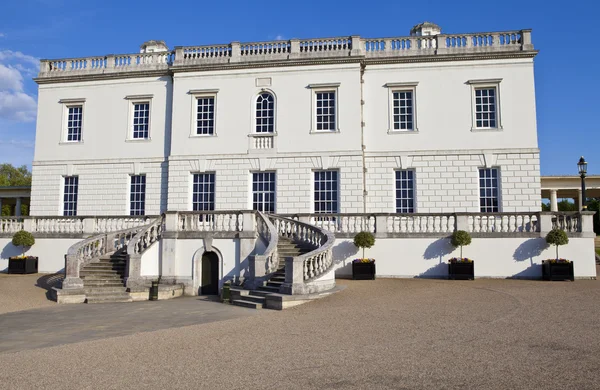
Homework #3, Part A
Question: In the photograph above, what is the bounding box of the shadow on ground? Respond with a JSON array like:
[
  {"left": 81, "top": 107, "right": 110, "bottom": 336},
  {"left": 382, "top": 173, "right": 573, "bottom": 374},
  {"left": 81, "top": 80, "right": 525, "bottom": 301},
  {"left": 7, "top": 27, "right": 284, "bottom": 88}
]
[{"left": 35, "top": 273, "right": 64, "bottom": 301}]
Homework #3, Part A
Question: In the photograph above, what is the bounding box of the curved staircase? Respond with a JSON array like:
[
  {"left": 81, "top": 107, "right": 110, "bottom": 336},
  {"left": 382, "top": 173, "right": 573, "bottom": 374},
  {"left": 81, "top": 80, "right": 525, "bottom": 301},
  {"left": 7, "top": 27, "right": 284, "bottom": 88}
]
[
  {"left": 231, "top": 237, "right": 315, "bottom": 309},
  {"left": 80, "top": 249, "right": 132, "bottom": 303}
]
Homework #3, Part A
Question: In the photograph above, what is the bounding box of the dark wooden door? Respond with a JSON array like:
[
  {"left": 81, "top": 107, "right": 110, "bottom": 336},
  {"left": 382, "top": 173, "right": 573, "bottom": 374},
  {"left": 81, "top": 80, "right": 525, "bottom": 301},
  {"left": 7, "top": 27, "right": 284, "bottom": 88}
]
[{"left": 201, "top": 252, "right": 219, "bottom": 295}]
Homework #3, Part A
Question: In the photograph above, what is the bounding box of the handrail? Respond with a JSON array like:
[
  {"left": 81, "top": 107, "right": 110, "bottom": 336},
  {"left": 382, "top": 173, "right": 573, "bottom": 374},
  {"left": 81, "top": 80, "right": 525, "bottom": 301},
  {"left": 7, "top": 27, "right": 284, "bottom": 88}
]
[
  {"left": 126, "top": 215, "right": 164, "bottom": 255},
  {"left": 256, "top": 211, "right": 279, "bottom": 274},
  {"left": 269, "top": 214, "right": 335, "bottom": 282}
]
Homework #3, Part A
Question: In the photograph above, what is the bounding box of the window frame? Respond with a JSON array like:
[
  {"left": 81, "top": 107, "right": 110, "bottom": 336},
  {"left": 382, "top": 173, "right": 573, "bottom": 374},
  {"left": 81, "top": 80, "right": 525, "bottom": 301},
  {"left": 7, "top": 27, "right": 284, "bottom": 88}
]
[
  {"left": 308, "top": 83, "right": 340, "bottom": 134},
  {"left": 394, "top": 169, "right": 416, "bottom": 213},
  {"left": 189, "top": 89, "right": 219, "bottom": 137},
  {"left": 312, "top": 169, "right": 340, "bottom": 214},
  {"left": 129, "top": 174, "right": 147, "bottom": 216},
  {"left": 254, "top": 91, "right": 276, "bottom": 134},
  {"left": 59, "top": 98, "right": 85, "bottom": 144},
  {"left": 251, "top": 171, "right": 276, "bottom": 213},
  {"left": 479, "top": 167, "right": 501, "bottom": 213},
  {"left": 468, "top": 79, "right": 503, "bottom": 131},
  {"left": 190, "top": 172, "right": 216, "bottom": 212},
  {"left": 62, "top": 175, "right": 79, "bottom": 216},
  {"left": 385, "top": 82, "right": 419, "bottom": 134}
]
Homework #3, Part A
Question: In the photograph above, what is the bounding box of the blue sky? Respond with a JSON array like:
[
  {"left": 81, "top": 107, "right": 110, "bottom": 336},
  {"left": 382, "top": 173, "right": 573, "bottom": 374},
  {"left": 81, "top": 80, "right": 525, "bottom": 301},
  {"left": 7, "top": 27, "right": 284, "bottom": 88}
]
[{"left": 0, "top": 0, "right": 598, "bottom": 175}]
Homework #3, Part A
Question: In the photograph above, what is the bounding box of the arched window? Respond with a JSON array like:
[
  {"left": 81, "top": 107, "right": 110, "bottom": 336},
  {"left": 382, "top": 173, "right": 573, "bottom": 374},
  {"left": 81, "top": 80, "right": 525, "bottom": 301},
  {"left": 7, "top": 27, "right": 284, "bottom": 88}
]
[{"left": 255, "top": 92, "right": 274, "bottom": 133}]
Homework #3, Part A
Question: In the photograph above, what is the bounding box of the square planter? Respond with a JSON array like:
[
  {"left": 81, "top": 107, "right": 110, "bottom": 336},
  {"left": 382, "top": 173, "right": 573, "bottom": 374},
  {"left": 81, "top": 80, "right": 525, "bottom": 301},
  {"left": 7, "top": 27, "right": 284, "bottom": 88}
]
[
  {"left": 352, "top": 262, "right": 376, "bottom": 280},
  {"left": 448, "top": 261, "right": 474, "bottom": 280},
  {"left": 542, "top": 260, "right": 574, "bottom": 281},
  {"left": 8, "top": 257, "right": 39, "bottom": 274}
]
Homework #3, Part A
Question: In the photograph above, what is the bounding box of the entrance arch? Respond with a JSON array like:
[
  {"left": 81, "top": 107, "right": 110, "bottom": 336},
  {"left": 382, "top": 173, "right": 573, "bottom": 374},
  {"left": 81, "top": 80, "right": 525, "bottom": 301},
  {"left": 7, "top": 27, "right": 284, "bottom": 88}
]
[
  {"left": 192, "top": 245, "right": 223, "bottom": 296},
  {"left": 201, "top": 251, "right": 219, "bottom": 295}
]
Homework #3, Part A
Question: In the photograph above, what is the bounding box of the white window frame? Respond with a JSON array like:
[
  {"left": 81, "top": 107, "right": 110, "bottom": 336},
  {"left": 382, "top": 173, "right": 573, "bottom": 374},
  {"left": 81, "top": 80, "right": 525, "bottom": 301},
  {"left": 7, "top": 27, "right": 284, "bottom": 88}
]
[
  {"left": 190, "top": 172, "right": 216, "bottom": 212},
  {"left": 62, "top": 175, "right": 79, "bottom": 216},
  {"left": 189, "top": 89, "right": 219, "bottom": 137},
  {"left": 385, "top": 82, "right": 419, "bottom": 134},
  {"left": 468, "top": 79, "right": 503, "bottom": 131},
  {"left": 124, "top": 95, "right": 153, "bottom": 141},
  {"left": 394, "top": 169, "right": 416, "bottom": 213},
  {"left": 251, "top": 171, "right": 276, "bottom": 213},
  {"left": 129, "top": 174, "right": 147, "bottom": 216},
  {"left": 59, "top": 98, "right": 85, "bottom": 144},
  {"left": 479, "top": 167, "right": 501, "bottom": 212},
  {"left": 312, "top": 169, "right": 340, "bottom": 214},
  {"left": 254, "top": 90, "right": 276, "bottom": 134},
  {"left": 308, "top": 83, "right": 340, "bottom": 133}
]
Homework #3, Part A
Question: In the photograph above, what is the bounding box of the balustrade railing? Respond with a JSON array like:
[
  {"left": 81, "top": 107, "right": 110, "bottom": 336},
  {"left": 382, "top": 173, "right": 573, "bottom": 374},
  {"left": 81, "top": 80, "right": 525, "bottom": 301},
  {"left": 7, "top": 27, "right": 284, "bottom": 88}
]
[
  {"left": 387, "top": 214, "right": 455, "bottom": 234},
  {"left": 178, "top": 211, "right": 245, "bottom": 232},
  {"left": 31, "top": 217, "right": 84, "bottom": 234},
  {"left": 469, "top": 213, "right": 540, "bottom": 233},
  {"left": 95, "top": 216, "right": 152, "bottom": 233},
  {"left": 38, "top": 30, "right": 533, "bottom": 79},
  {"left": 127, "top": 216, "right": 164, "bottom": 255},
  {"left": 256, "top": 212, "right": 279, "bottom": 274},
  {"left": 0, "top": 218, "right": 24, "bottom": 233},
  {"left": 551, "top": 212, "right": 580, "bottom": 233}
]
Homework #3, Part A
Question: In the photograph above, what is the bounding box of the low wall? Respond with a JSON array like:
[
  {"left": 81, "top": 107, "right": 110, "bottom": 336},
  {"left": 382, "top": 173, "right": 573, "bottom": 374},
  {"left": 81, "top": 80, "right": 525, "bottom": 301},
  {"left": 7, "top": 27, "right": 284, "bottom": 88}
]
[
  {"left": 0, "top": 238, "right": 80, "bottom": 273},
  {"left": 332, "top": 236, "right": 597, "bottom": 279}
]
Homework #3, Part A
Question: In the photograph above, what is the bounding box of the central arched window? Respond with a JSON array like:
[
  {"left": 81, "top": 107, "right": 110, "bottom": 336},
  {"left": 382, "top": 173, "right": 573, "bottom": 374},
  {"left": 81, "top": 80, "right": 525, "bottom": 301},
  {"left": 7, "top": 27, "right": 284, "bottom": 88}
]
[{"left": 255, "top": 92, "right": 274, "bottom": 133}]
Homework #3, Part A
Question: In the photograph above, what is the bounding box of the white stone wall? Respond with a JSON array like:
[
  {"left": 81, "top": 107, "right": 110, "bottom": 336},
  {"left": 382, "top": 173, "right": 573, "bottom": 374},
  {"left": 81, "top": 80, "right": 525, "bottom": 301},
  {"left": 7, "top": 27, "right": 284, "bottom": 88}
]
[
  {"left": 30, "top": 160, "right": 168, "bottom": 216},
  {"left": 366, "top": 150, "right": 541, "bottom": 213}
]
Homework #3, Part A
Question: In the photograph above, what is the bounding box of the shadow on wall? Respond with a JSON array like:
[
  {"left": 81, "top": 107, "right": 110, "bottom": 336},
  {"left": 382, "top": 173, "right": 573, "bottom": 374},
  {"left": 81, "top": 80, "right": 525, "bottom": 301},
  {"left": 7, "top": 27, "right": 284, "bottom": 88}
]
[
  {"left": 510, "top": 238, "right": 548, "bottom": 279},
  {"left": 332, "top": 241, "right": 359, "bottom": 277},
  {"left": 1, "top": 242, "right": 21, "bottom": 260},
  {"left": 417, "top": 262, "right": 449, "bottom": 279},
  {"left": 417, "top": 238, "right": 454, "bottom": 279}
]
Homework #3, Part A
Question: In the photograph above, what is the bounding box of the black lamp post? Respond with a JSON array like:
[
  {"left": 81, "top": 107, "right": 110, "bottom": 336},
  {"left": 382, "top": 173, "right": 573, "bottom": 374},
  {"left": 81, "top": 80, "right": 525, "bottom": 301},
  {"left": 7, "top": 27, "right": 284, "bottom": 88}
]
[{"left": 578, "top": 156, "right": 588, "bottom": 210}]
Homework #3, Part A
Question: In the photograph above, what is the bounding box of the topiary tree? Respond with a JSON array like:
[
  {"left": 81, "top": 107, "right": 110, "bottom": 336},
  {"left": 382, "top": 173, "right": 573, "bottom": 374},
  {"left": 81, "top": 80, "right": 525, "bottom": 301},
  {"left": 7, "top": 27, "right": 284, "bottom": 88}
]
[
  {"left": 12, "top": 230, "right": 35, "bottom": 258},
  {"left": 451, "top": 230, "right": 472, "bottom": 259},
  {"left": 545, "top": 228, "right": 569, "bottom": 260},
  {"left": 353, "top": 231, "right": 375, "bottom": 260}
]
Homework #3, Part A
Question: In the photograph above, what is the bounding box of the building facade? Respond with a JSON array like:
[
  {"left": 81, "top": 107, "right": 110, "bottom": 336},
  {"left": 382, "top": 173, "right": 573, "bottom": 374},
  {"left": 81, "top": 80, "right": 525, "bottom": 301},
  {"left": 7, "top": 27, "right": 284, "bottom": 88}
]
[{"left": 31, "top": 23, "right": 540, "bottom": 217}]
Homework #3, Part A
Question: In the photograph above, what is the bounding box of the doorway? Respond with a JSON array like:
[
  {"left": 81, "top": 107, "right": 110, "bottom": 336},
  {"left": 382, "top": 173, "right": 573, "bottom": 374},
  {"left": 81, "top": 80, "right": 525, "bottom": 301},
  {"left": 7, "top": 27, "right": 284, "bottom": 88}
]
[{"left": 201, "top": 251, "right": 219, "bottom": 295}]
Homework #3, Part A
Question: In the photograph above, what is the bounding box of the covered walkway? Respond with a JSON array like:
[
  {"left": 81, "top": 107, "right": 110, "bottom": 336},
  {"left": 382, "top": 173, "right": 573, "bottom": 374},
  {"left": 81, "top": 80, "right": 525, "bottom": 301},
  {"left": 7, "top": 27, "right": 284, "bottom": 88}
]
[{"left": 541, "top": 175, "right": 600, "bottom": 211}]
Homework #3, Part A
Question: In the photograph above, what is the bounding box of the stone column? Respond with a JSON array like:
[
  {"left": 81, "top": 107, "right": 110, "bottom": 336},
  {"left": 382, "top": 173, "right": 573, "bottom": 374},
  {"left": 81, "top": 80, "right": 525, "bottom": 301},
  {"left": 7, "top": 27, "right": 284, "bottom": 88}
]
[
  {"left": 550, "top": 190, "right": 558, "bottom": 212},
  {"left": 160, "top": 211, "right": 179, "bottom": 282},
  {"left": 15, "top": 197, "right": 21, "bottom": 216}
]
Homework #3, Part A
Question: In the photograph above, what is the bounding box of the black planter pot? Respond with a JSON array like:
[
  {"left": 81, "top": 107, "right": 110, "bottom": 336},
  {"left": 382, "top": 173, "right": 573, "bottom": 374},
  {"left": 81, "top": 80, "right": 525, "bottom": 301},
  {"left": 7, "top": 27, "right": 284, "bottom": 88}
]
[
  {"left": 542, "top": 260, "right": 574, "bottom": 281},
  {"left": 352, "top": 262, "right": 376, "bottom": 280},
  {"left": 8, "top": 257, "right": 39, "bottom": 274},
  {"left": 448, "top": 261, "right": 474, "bottom": 280}
]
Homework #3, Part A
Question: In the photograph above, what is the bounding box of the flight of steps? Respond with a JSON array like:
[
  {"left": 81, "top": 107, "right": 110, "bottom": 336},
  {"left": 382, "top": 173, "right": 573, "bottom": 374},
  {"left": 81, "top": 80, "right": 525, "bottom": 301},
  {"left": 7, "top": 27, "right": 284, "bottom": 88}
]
[
  {"left": 80, "top": 249, "right": 132, "bottom": 303},
  {"left": 231, "top": 237, "right": 314, "bottom": 309}
]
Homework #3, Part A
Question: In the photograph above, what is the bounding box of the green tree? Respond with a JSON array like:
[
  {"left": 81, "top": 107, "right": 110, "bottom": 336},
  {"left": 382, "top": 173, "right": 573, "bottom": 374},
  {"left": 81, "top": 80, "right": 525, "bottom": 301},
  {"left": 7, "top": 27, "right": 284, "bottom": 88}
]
[{"left": 0, "top": 164, "right": 31, "bottom": 187}]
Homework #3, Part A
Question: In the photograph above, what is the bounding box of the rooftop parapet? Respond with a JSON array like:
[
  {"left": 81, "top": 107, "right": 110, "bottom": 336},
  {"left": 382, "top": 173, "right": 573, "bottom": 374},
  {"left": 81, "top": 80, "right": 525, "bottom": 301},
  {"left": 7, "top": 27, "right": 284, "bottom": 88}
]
[{"left": 36, "top": 29, "right": 534, "bottom": 81}]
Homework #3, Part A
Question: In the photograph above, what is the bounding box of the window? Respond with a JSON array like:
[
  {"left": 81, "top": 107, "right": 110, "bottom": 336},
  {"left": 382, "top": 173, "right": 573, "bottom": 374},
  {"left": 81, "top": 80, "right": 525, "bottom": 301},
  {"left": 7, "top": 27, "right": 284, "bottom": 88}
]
[
  {"left": 315, "top": 91, "right": 336, "bottom": 131},
  {"left": 196, "top": 96, "right": 215, "bottom": 135},
  {"left": 479, "top": 168, "right": 500, "bottom": 212},
  {"left": 252, "top": 172, "right": 276, "bottom": 213},
  {"left": 395, "top": 170, "right": 415, "bottom": 213},
  {"left": 474, "top": 88, "right": 497, "bottom": 128},
  {"left": 314, "top": 170, "right": 339, "bottom": 214},
  {"left": 132, "top": 102, "right": 150, "bottom": 139},
  {"left": 468, "top": 79, "right": 502, "bottom": 130},
  {"left": 63, "top": 176, "right": 78, "bottom": 216},
  {"left": 392, "top": 91, "right": 414, "bottom": 131},
  {"left": 255, "top": 93, "right": 274, "bottom": 133},
  {"left": 192, "top": 173, "right": 215, "bottom": 211},
  {"left": 66, "top": 106, "right": 83, "bottom": 142},
  {"left": 130, "top": 175, "right": 146, "bottom": 216}
]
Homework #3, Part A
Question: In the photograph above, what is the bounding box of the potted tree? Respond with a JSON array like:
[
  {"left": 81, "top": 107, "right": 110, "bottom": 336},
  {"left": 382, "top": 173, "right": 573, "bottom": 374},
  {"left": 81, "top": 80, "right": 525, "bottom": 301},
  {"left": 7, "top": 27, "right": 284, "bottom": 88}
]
[
  {"left": 8, "top": 230, "right": 38, "bottom": 274},
  {"left": 542, "top": 228, "right": 573, "bottom": 281},
  {"left": 448, "top": 230, "right": 474, "bottom": 280},
  {"left": 352, "top": 231, "right": 376, "bottom": 280}
]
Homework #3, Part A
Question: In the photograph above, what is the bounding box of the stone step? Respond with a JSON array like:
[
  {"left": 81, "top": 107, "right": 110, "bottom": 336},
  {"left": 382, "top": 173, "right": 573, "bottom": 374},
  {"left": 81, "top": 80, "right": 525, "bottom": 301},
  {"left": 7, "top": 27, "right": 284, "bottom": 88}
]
[
  {"left": 81, "top": 269, "right": 124, "bottom": 274},
  {"left": 270, "top": 276, "right": 285, "bottom": 282},
  {"left": 84, "top": 286, "right": 127, "bottom": 294},
  {"left": 83, "top": 281, "right": 125, "bottom": 287},
  {"left": 86, "top": 295, "right": 132, "bottom": 304},
  {"left": 266, "top": 281, "right": 283, "bottom": 288},
  {"left": 242, "top": 295, "right": 267, "bottom": 304},
  {"left": 81, "top": 275, "right": 124, "bottom": 281},
  {"left": 257, "top": 285, "right": 280, "bottom": 293},
  {"left": 231, "top": 299, "right": 263, "bottom": 309},
  {"left": 249, "top": 290, "right": 271, "bottom": 297},
  {"left": 84, "top": 265, "right": 126, "bottom": 271}
]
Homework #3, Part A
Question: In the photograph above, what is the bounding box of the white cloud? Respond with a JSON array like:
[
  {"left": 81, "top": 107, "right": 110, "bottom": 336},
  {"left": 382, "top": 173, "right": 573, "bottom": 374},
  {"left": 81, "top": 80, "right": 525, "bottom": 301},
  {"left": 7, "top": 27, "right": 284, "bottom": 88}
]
[
  {"left": 0, "top": 50, "right": 38, "bottom": 122},
  {"left": 0, "top": 33, "right": 5, "bottom": 38},
  {"left": 275, "top": 35, "right": 285, "bottom": 41}
]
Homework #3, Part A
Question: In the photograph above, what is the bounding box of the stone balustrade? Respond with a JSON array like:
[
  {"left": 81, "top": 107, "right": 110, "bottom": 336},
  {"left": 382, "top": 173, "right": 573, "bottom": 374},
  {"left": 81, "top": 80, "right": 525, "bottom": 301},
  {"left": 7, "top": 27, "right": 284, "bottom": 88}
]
[
  {"left": 37, "top": 29, "right": 533, "bottom": 80},
  {"left": 125, "top": 215, "right": 164, "bottom": 288},
  {"left": 0, "top": 215, "right": 159, "bottom": 237}
]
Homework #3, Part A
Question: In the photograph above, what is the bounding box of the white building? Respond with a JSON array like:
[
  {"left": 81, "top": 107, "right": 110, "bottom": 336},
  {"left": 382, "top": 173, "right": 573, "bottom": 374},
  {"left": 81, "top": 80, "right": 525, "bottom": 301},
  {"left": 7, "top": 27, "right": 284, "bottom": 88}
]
[{"left": 5, "top": 22, "right": 594, "bottom": 305}]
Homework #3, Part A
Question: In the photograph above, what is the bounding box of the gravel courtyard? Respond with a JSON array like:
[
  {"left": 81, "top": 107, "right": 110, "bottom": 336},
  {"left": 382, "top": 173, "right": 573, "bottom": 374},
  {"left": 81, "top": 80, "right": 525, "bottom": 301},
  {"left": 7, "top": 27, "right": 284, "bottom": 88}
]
[{"left": 0, "top": 275, "right": 599, "bottom": 390}]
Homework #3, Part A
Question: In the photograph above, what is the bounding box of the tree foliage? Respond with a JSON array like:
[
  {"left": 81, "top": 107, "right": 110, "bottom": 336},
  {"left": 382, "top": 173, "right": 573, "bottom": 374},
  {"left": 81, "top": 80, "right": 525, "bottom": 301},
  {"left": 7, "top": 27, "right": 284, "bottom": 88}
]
[
  {"left": 353, "top": 231, "right": 375, "bottom": 259},
  {"left": 451, "top": 230, "right": 472, "bottom": 258},
  {"left": 12, "top": 230, "right": 35, "bottom": 257},
  {"left": 545, "top": 228, "right": 569, "bottom": 260},
  {"left": 0, "top": 164, "right": 32, "bottom": 187}
]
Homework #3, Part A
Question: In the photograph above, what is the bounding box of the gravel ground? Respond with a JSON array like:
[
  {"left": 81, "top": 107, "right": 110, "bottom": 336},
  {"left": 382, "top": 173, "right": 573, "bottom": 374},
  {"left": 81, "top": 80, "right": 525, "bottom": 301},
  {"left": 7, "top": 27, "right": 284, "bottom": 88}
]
[
  {"left": 1, "top": 276, "right": 599, "bottom": 390},
  {"left": 0, "top": 273, "right": 61, "bottom": 314}
]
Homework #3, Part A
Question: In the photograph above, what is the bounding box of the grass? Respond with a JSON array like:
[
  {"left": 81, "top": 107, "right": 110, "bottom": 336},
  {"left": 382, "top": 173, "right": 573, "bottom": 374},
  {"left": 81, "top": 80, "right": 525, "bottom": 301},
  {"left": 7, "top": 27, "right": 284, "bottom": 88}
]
[{"left": 596, "top": 248, "right": 600, "bottom": 257}]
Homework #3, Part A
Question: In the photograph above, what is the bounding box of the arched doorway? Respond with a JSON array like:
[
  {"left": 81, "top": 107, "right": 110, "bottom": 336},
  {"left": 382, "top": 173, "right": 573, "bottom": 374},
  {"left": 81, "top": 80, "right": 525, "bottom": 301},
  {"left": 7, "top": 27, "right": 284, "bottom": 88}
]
[{"left": 201, "top": 251, "right": 219, "bottom": 295}]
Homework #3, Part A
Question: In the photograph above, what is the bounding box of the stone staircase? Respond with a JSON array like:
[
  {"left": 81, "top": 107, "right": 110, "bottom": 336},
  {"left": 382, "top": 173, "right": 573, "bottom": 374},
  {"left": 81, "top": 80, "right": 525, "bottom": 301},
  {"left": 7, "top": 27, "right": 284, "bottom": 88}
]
[
  {"left": 80, "top": 249, "right": 132, "bottom": 303},
  {"left": 231, "top": 237, "right": 313, "bottom": 309}
]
